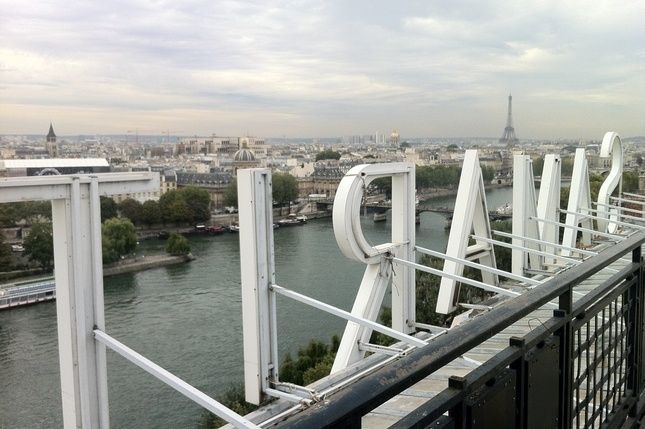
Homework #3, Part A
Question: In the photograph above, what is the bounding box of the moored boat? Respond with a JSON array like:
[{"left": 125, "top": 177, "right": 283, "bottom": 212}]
[
  {"left": 277, "top": 214, "right": 307, "bottom": 227},
  {"left": 373, "top": 212, "right": 387, "bottom": 222},
  {"left": 207, "top": 225, "right": 227, "bottom": 235},
  {"left": 193, "top": 224, "right": 208, "bottom": 234}
]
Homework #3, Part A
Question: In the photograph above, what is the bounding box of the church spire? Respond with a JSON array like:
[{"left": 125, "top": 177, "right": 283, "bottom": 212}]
[{"left": 46, "top": 122, "right": 57, "bottom": 143}]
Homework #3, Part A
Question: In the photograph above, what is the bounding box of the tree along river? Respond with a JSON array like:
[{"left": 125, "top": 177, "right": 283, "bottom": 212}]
[{"left": 0, "top": 187, "right": 512, "bottom": 428}]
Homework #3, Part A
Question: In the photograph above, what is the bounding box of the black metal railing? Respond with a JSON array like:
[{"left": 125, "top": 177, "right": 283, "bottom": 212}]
[
  {"left": 570, "top": 272, "right": 632, "bottom": 428},
  {"left": 276, "top": 232, "right": 645, "bottom": 429}
]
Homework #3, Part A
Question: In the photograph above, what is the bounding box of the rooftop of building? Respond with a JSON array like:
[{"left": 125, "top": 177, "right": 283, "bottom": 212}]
[
  {"left": 176, "top": 171, "right": 232, "bottom": 184},
  {"left": 0, "top": 158, "right": 109, "bottom": 169}
]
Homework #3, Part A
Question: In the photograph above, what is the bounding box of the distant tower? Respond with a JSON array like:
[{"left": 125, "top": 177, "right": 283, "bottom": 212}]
[
  {"left": 390, "top": 130, "right": 400, "bottom": 146},
  {"left": 499, "top": 94, "right": 519, "bottom": 147},
  {"left": 46, "top": 122, "right": 59, "bottom": 157},
  {"left": 46, "top": 122, "right": 56, "bottom": 143}
]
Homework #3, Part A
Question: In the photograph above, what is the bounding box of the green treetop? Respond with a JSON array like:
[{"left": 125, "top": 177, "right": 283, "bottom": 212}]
[
  {"left": 224, "top": 179, "right": 238, "bottom": 208},
  {"left": 272, "top": 172, "right": 299, "bottom": 205},
  {"left": 166, "top": 233, "right": 191, "bottom": 256},
  {"left": 24, "top": 222, "right": 54, "bottom": 270},
  {"left": 159, "top": 187, "right": 211, "bottom": 225},
  {"left": 315, "top": 149, "right": 341, "bottom": 161},
  {"left": 0, "top": 233, "right": 14, "bottom": 272},
  {"left": 102, "top": 217, "right": 138, "bottom": 264}
]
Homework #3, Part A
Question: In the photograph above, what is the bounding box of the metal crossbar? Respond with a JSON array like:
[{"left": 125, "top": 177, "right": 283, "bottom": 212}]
[
  {"left": 270, "top": 284, "right": 428, "bottom": 348},
  {"left": 491, "top": 229, "right": 597, "bottom": 257},
  {"left": 622, "top": 192, "right": 645, "bottom": 200},
  {"left": 391, "top": 256, "right": 523, "bottom": 299},
  {"left": 576, "top": 205, "right": 645, "bottom": 223},
  {"left": 610, "top": 196, "right": 645, "bottom": 206},
  {"left": 559, "top": 208, "right": 645, "bottom": 231},
  {"left": 529, "top": 216, "right": 629, "bottom": 240},
  {"left": 415, "top": 245, "right": 542, "bottom": 285},
  {"left": 595, "top": 201, "right": 645, "bottom": 217},
  {"left": 471, "top": 234, "right": 582, "bottom": 264},
  {"left": 93, "top": 330, "right": 259, "bottom": 428}
]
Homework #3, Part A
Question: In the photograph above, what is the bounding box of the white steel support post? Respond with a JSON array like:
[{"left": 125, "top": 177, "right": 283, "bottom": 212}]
[
  {"left": 536, "top": 155, "right": 561, "bottom": 265},
  {"left": 390, "top": 167, "right": 416, "bottom": 334},
  {"left": 437, "top": 150, "right": 497, "bottom": 314},
  {"left": 0, "top": 172, "right": 158, "bottom": 429},
  {"left": 238, "top": 169, "right": 277, "bottom": 405},
  {"left": 331, "top": 163, "right": 415, "bottom": 373},
  {"left": 512, "top": 155, "right": 540, "bottom": 275},
  {"left": 89, "top": 178, "right": 109, "bottom": 428},
  {"left": 562, "top": 148, "right": 593, "bottom": 255},
  {"left": 52, "top": 177, "right": 109, "bottom": 428}
]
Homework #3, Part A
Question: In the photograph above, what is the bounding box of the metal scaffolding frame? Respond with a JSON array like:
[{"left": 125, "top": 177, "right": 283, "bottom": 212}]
[{"left": 0, "top": 173, "right": 259, "bottom": 429}]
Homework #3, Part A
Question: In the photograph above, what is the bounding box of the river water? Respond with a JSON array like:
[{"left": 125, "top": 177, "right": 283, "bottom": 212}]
[{"left": 0, "top": 187, "right": 512, "bottom": 428}]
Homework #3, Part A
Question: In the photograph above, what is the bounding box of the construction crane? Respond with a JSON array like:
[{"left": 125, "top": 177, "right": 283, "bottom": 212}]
[
  {"left": 126, "top": 128, "right": 155, "bottom": 145},
  {"left": 162, "top": 130, "right": 183, "bottom": 144}
]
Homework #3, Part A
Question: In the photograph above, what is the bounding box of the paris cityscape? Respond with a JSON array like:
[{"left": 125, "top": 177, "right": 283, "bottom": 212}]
[
  {"left": 1, "top": 1, "right": 645, "bottom": 428},
  {"left": 1, "top": 96, "right": 642, "bottom": 212}
]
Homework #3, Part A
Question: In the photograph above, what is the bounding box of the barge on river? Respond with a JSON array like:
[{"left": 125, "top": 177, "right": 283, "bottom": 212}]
[{"left": 0, "top": 279, "right": 55, "bottom": 310}]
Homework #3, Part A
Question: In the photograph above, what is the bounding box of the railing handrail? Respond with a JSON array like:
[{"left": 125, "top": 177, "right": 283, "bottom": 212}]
[{"left": 276, "top": 231, "right": 645, "bottom": 428}]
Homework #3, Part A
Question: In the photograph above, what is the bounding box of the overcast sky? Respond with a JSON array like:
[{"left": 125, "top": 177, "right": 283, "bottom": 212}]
[{"left": 1, "top": 0, "right": 643, "bottom": 139}]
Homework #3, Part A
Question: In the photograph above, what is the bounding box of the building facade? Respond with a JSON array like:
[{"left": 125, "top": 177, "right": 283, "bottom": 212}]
[{"left": 176, "top": 172, "right": 233, "bottom": 208}]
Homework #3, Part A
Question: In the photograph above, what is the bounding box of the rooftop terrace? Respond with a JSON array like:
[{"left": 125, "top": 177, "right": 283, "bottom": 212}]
[{"left": 2, "top": 131, "right": 644, "bottom": 428}]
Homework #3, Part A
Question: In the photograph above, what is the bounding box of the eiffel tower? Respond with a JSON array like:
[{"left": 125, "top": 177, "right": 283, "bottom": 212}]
[{"left": 499, "top": 93, "right": 519, "bottom": 147}]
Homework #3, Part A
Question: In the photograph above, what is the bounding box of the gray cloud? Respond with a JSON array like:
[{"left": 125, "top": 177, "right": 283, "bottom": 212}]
[{"left": 1, "top": 0, "right": 643, "bottom": 138}]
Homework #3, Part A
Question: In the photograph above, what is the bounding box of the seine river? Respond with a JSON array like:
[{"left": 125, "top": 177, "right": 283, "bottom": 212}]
[{"left": 0, "top": 187, "right": 512, "bottom": 428}]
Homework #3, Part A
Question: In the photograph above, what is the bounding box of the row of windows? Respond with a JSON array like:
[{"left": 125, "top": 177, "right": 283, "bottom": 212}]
[{"left": 113, "top": 191, "right": 160, "bottom": 203}]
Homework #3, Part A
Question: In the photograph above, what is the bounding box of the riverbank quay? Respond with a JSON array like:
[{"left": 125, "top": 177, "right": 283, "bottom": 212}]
[
  {"left": 136, "top": 225, "right": 197, "bottom": 239},
  {"left": 103, "top": 253, "right": 195, "bottom": 277},
  {"left": 0, "top": 253, "right": 195, "bottom": 285},
  {"left": 135, "top": 208, "right": 309, "bottom": 239},
  {"left": 0, "top": 254, "right": 194, "bottom": 310},
  {"left": 0, "top": 267, "right": 47, "bottom": 282}
]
